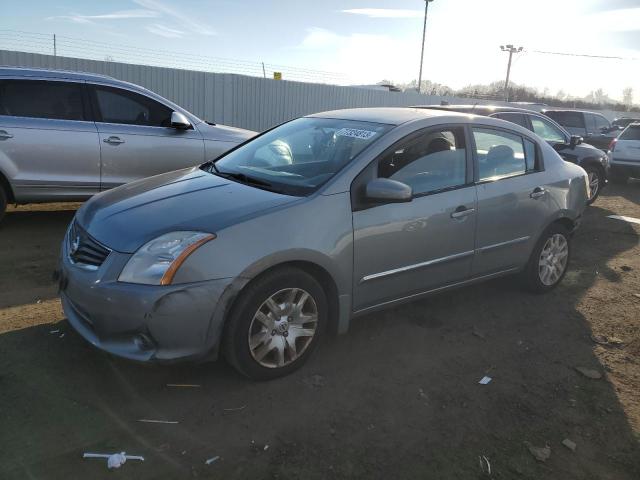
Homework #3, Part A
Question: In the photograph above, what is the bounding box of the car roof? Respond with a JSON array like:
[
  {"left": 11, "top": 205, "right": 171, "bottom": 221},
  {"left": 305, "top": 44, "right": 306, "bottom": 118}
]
[
  {"left": 542, "top": 108, "right": 606, "bottom": 115},
  {"left": 0, "top": 66, "right": 118, "bottom": 83},
  {"left": 307, "top": 107, "right": 470, "bottom": 125},
  {"left": 413, "top": 104, "right": 543, "bottom": 115}
]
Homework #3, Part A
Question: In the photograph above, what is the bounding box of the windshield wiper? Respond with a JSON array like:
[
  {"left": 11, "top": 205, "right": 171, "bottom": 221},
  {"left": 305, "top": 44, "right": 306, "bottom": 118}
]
[{"left": 215, "top": 170, "right": 278, "bottom": 191}]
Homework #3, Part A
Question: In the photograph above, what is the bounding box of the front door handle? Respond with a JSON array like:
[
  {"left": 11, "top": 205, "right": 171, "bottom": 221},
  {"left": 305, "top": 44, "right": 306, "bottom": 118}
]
[
  {"left": 530, "top": 187, "right": 546, "bottom": 199},
  {"left": 103, "top": 136, "right": 125, "bottom": 145},
  {"left": 451, "top": 206, "right": 475, "bottom": 219},
  {"left": 0, "top": 130, "right": 13, "bottom": 140}
]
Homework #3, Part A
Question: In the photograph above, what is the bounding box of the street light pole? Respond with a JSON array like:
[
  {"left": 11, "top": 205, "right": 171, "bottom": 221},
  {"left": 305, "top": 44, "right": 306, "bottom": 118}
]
[
  {"left": 500, "top": 44, "right": 523, "bottom": 102},
  {"left": 417, "top": 0, "right": 434, "bottom": 94}
]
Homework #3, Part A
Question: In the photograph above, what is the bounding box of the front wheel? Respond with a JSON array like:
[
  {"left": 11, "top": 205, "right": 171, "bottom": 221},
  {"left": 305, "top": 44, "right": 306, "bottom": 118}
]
[
  {"left": 522, "top": 224, "right": 571, "bottom": 293},
  {"left": 223, "top": 267, "right": 327, "bottom": 380},
  {"left": 0, "top": 185, "right": 7, "bottom": 223},
  {"left": 584, "top": 166, "right": 603, "bottom": 204}
]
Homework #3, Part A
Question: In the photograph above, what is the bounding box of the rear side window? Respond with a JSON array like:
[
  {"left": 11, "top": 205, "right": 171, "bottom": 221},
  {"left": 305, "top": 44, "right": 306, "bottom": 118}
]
[
  {"left": 92, "top": 85, "right": 172, "bottom": 127},
  {"left": 493, "top": 112, "right": 528, "bottom": 129},
  {"left": 546, "top": 111, "right": 584, "bottom": 129},
  {"left": 0, "top": 79, "right": 86, "bottom": 121},
  {"left": 619, "top": 125, "right": 640, "bottom": 141},
  {"left": 378, "top": 127, "right": 467, "bottom": 195},
  {"left": 473, "top": 128, "right": 537, "bottom": 181}
]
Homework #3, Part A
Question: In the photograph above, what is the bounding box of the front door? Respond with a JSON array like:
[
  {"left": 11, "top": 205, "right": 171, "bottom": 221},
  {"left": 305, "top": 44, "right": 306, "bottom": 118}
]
[
  {"left": 470, "top": 126, "right": 552, "bottom": 274},
  {"left": 88, "top": 84, "right": 205, "bottom": 189},
  {"left": 352, "top": 125, "right": 477, "bottom": 312}
]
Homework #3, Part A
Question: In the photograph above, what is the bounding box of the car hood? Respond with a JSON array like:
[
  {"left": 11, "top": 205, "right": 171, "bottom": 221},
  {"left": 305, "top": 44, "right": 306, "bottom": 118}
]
[
  {"left": 76, "top": 167, "right": 298, "bottom": 253},
  {"left": 197, "top": 121, "right": 256, "bottom": 143}
]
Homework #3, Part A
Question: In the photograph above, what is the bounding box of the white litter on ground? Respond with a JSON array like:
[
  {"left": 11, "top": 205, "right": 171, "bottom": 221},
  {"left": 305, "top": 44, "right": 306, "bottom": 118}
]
[
  {"left": 205, "top": 455, "right": 220, "bottom": 465},
  {"left": 478, "top": 376, "right": 492, "bottom": 385},
  {"left": 607, "top": 215, "right": 640, "bottom": 225},
  {"left": 83, "top": 452, "right": 144, "bottom": 470}
]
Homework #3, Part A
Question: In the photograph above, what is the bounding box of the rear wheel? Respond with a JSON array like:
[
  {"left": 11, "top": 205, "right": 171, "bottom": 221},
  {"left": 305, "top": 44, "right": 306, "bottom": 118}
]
[
  {"left": 584, "top": 166, "right": 603, "bottom": 204},
  {"left": 223, "top": 267, "right": 327, "bottom": 380},
  {"left": 522, "top": 224, "right": 571, "bottom": 293},
  {"left": 0, "top": 185, "right": 7, "bottom": 223}
]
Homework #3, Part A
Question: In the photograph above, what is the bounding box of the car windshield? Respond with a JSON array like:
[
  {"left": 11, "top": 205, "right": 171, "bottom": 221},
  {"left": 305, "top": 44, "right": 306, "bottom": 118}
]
[{"left": 204, "top": 117, "right": 392, "bottom": 196}]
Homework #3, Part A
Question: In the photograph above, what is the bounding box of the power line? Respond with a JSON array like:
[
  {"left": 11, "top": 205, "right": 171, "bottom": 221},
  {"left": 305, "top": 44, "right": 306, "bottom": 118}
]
[{"left": 529, "top": 49, "right": 640, "bottom": 61}]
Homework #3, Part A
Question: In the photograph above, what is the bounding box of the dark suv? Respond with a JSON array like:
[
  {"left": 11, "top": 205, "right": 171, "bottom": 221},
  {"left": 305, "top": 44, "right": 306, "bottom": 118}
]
[
  {"left": 542, "top": 109, "right": 619, "bottom": 151},
  {"left": 415, "top": 105, "right": 609, "bottom": 203}
]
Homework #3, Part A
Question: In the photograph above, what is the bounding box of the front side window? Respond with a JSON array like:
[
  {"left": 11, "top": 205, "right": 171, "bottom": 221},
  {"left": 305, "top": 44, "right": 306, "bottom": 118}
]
[
  {"left": 377, "top": 127, "right": 467, "bottom": 195},
  {"left": 593, "top": 114, "right": 610, "bottom": 131},
  {"left": 473, "top": 128, "right": 537, "bottom": 181},
  {"left": 92, "top": 85, "right": 172, "bottom": 127},
  {"left": 0, "top": 79, "right": 85, "bottom": 121},
  {"left": 211, "top": 117, "right": 392, "bottom": 196},
  {"left": 546, "top": 111, "right": 584, "bottom": 129},
  {"left": 494, "top": 112, "right": 528, "bottom": 129},
  {"left": 530, "top": 116, "right": 566, "bottom": 143}
]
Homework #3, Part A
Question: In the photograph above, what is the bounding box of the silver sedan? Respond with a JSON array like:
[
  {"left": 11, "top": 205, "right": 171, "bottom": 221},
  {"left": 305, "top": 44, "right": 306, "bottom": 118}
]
[{"left": 57, "top": 108, "right": 589, "bottom": 379}]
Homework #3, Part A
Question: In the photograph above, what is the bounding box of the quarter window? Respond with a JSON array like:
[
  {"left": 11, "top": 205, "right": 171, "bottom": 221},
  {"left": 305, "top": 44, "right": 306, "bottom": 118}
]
[
  {"left": 473, "top": 128, "right": 537, "bottom": 181},
  {"left": 377, "top": 127, "right": 467, "bottom": 195},
  {"left": 530, "top": 116, "right": 566, "bottom": 143},
  {"left": 0, "top": 80, "right": 85, "bottom": 121},
  {"left": 92, "top": 85, "right": 172, "bottom": 127}
]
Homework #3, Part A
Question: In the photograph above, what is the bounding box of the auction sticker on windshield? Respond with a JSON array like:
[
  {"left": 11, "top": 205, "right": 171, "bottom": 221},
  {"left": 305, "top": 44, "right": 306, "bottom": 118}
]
[{"left": 335, "top": 128, "right": 378, "bottom": 139}]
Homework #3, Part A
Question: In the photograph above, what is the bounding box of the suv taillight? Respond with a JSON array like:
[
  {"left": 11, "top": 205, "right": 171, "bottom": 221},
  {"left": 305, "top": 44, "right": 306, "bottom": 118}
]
[{"left": 609, "top": 138, "right": 617, "bottom": 152}]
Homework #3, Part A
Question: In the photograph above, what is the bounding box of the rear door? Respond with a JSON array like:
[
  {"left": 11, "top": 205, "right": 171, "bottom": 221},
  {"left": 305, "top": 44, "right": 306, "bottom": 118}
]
[
  {"left": 0, "top": 78, "right": 100, "bottom": 201},
  {"left": 352, "top": 125, "right": 477, "bottom": 311},
  {"left": 88, "top": 84, "right": 205, "bottom": 189},
  {"left": 471, "top": 126, "right": 552, "bottom": 275}
]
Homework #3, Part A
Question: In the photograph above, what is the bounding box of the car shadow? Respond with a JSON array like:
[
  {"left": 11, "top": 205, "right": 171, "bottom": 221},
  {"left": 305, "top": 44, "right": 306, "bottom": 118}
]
[{"left": 1, "top": 203, "right": 639, "bottom": 479}]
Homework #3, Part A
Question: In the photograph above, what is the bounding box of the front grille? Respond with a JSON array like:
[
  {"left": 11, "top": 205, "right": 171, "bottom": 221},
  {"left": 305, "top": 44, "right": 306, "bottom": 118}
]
[{"left": 68, "top": 221, "right": 111, "bottom": 269}]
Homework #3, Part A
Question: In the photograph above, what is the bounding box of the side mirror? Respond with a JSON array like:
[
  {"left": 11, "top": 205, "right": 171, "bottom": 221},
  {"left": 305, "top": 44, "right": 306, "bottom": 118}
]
[
  {"left": 365, "top": 178, "right": 413, "bottom": 203},
  {"left": 171, "top": 111, "right": 191, "bottom": 130},
  {"left": 569, "top": 135, "right": 583, "bottom": 149}
]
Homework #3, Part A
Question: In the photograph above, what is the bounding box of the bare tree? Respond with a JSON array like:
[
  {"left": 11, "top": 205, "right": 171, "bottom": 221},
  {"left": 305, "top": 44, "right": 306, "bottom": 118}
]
[{"left": 623, "top": 87, "right": 634, "bottom": 109}]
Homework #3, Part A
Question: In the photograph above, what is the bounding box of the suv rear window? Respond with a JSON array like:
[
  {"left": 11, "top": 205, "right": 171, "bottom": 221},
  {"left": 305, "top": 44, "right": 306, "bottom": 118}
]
[
  {"left": 0, "top": 79, "right": 86, "bottom": 121},
  {"left": 545, "top": 111, "right": 584, "bottom": 129},
  {"left": 619, "top": 125, "right": 640, "bottom": 141}
]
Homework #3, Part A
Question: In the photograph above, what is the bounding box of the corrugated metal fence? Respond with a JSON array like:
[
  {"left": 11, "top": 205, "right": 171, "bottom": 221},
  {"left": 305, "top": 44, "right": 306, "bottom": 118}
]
[{"left": 0, "top": 49, "right": 510, "bottom": 131}]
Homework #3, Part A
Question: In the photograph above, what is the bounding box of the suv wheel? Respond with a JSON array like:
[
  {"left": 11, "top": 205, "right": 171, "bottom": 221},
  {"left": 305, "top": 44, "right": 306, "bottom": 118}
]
[
  {"left": 223, "top": 267, "right": 327, "bottom": 380},
  {"left": 0, "top": 185, "right": 7, "bottom": 223},
  {"left": 584, "top": 166, "right": 602, "bottom": 204},
  {"left": 522, "top": 224, "right": 571, "bottom": 293}
]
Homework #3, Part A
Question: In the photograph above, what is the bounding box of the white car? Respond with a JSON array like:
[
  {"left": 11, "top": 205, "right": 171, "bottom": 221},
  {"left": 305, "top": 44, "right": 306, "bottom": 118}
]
[{"left": 609, "top": 123, "right": 640, "bottom": 182}]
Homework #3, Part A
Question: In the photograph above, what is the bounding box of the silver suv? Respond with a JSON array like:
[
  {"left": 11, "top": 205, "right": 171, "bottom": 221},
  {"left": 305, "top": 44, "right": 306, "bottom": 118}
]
[{"left": 0, "top": 67, "right": 255, "bottom": 220}]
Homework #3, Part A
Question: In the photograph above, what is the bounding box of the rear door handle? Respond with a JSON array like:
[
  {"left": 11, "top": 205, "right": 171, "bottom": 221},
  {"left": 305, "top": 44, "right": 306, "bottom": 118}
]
[
  {"left": 103, "top": 136, "right": 125, "bottom": 145},
  {"left": 451, "top": 206, "right": 475, "bottom": 219},
  {"left": 530, "top": 187, "right": 546, "bottom": 199},
  {"left": 0, "top": 130, "right": 13, "bottom": 140}
]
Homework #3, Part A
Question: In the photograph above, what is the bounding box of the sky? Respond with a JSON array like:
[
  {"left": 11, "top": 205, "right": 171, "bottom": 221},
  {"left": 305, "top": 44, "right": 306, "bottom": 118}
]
[{"left": 2, "top": 0, "right": 640, "bottom": 101}]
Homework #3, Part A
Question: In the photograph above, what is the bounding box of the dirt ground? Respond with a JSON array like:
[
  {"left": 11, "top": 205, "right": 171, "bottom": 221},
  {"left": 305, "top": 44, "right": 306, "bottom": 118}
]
[{"left": 0, "top": 185, "right": 639, "bottom": 480}]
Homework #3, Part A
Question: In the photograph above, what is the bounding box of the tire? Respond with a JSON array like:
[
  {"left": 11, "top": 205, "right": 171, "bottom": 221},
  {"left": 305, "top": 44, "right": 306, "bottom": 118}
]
[
  {"left": 584, "top": 165, "right": 603, "bottom": 204},
  {"left": 522, "top": 223, "right": 571, "bottom": 293},
  {"left": 223, "top": 267, "right": 327, "bottom": 380},
  {"left": 0, "top": 185, "right": 7, "bottom": 223}
]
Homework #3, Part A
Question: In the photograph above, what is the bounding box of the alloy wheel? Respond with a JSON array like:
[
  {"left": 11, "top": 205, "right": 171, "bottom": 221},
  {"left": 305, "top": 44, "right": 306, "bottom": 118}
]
[
  {"left": 248, "top": 288, "right": 318, "bottom": 368},
  {"left": 538, "top": 233, "right": 569, "bottom": 286},
  {"left": 587, "top": 171, "right": 599, "bottom": 200}
]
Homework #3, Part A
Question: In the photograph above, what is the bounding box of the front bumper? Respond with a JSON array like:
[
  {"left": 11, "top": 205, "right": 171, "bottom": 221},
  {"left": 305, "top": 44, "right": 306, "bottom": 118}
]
[{"left": 58, "top": 228, "right": 235, "bottom": 362}]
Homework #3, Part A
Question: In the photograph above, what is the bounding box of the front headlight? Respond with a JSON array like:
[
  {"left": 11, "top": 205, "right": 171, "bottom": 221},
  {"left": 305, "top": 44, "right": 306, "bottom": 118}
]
[{"left": 119, "top": 231, "right": 215, "bottom": 285}]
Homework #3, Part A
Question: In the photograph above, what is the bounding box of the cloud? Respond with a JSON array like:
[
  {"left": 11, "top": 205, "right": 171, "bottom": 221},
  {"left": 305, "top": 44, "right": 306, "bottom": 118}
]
[
  {"left": 298, "top": 28, "right": 341, "bottom": 49},
  {"left": 48, "top": 9, "right": 159, "bottom": 24},
  {"left": 341, "top": 8, "right": 423, "bottom": 19},
  {"left": 134, "top": 0, "right": 216, "bottom": 36},
  {"left": 145, "top": 23, "right": 185, "bottom": 38},
  {"left": 580, "top": 7, "right": 640, "bottom": 32}
]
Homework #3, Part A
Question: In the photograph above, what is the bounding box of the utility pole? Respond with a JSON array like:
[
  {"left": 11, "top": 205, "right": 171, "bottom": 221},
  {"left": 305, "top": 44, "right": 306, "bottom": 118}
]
[
  {"left": 417, "top": 0, "right": 434, "bottom": 94},
  {"left": 261, "top": 62, "right": 266, "bottom": 78},
  {"left": 53, "top": 34, "right": 57, "bottom": 57},
  {"left": 500, "top": 44, "right": 522, "bottom": 102}
]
